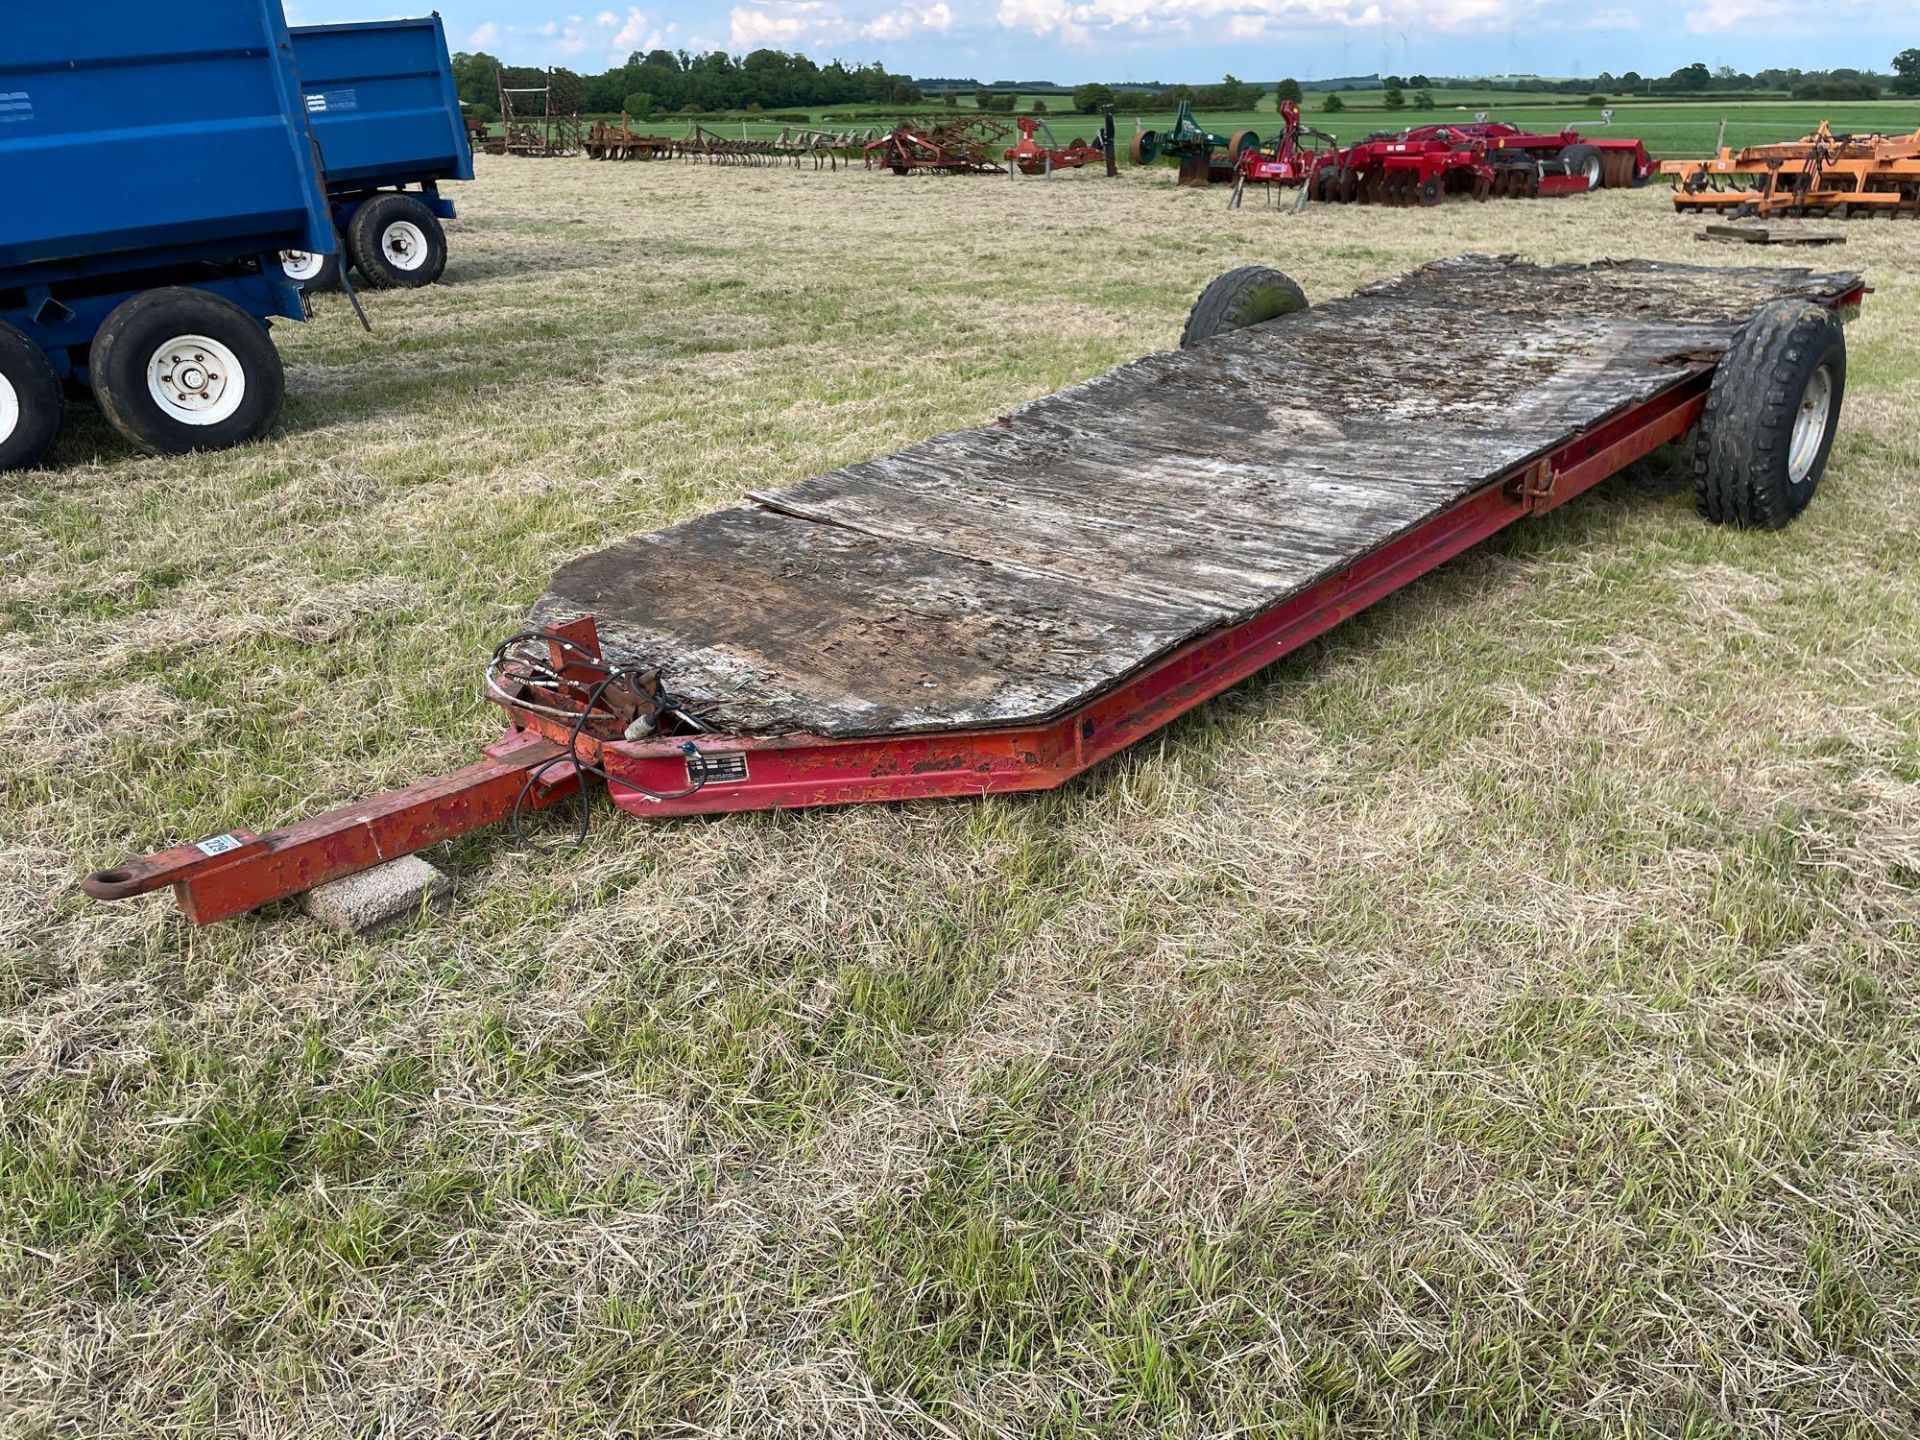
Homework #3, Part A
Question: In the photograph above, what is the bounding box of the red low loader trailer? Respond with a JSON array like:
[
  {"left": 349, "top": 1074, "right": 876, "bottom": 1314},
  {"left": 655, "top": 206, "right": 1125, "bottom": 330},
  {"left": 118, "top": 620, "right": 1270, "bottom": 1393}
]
[{"left": 83, "top": 257, "right": 1864, "bottom": 925}]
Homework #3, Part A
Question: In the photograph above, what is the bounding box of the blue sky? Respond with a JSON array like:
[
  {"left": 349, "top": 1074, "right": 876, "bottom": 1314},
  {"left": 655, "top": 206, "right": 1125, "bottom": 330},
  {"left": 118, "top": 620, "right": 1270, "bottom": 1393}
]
[{"left": 285, "top": 1, "right": 1910, "bottom": 82}]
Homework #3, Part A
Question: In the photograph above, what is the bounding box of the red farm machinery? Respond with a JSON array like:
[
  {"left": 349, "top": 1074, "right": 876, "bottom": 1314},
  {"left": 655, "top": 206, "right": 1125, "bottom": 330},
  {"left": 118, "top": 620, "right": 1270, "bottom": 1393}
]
[
  {"left": 1237, "top": 110, "right": 1655, "bottom": 207},
  {"left": 1004, "top": 115, "right": 1111, "bottom": 175},
  {"left": 864, "top": 117, "right": 1010, "bottom": 175}
]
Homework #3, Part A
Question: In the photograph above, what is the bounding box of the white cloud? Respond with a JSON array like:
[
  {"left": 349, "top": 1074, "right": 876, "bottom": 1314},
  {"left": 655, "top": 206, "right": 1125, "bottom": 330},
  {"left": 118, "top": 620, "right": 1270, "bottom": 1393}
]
[
  {"left": 1683, "top": 0, "right": 1785, "bottom": 30},
  {"left": 609, "top": 5, "right": 664, "bottom": 53},
  {"left": 597, "top": 9, "right": 618, "bottom": 22},
  {"left": 467, "top": 20, "right": 501, "bottom": 46},
  {"left": 862, "top": 1, "right": 953, "bottom": 39},
  {"left": 730, "top": 2, "right": 842, "bottom": 48},
  {"left": 993, "top": 0, "right": 1520, "bottom": 42},
  {"left": 994, "top": 0, "right": 1086, "bottom": 41}
]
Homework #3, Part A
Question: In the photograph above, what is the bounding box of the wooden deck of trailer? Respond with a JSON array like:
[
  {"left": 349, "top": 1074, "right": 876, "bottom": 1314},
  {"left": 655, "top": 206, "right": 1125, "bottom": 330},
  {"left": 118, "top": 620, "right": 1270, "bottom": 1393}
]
[{"left": 533, "top": 256, "right": 1861, "bottom": 740}]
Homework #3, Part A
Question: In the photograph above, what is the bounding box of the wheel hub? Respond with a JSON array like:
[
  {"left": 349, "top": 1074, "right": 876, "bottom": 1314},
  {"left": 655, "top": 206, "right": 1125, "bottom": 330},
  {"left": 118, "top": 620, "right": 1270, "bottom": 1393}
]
[
  {"left": 382, "top": 220, "right": 429, "bottom": 271},
  {"left": 1788, "top": 364, "right": 1833, "bottom": 484},
  {"left": 280, "top": 250, "right": 326, "bottom": 282},
  {"left": 0, "top": 372, "right": 18, "bottom": 445},
  {"left": 145, "top": 334, "right": 246, "bottom": 427}
]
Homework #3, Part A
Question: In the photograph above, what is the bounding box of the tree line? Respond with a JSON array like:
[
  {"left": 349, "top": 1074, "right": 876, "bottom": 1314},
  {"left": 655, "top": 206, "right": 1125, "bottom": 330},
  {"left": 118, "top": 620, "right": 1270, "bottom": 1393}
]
[
  {"left": 452, "top": 48, "right": 1917, "bottom": 122},
  {"left": 452, "top": 47, "right": 922, "bottom": 122}
]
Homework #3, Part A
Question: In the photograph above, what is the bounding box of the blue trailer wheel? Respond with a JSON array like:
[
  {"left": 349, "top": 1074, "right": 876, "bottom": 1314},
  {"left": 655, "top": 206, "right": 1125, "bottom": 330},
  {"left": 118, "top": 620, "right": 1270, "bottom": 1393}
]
[
  {"left": 346, "top": 193, "right": 448, "bottom": 289},
  {"left": 0, "top": 321, "right": 64, "bottom": 472},
  {"left": 89, "top": 289, "right": 286, "bottom": 457},
  {"left": 280, "top": 246, "right": 343, "bottom": 295}
]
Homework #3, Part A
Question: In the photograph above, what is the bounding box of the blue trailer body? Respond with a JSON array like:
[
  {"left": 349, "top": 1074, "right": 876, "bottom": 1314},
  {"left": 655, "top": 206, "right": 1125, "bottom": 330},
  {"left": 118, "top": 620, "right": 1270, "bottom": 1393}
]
[
  {"left": 277, "top": 17, "right": 471, "bottom": 292},
  {"left": 293, "top": 17, "right": 473, "bottom": 193},
  {"left": 0, "top": 3, "right": 334, "bottom": 296},
  {"left": 0, "top": 2, "right": 332, "bottom": 466}
]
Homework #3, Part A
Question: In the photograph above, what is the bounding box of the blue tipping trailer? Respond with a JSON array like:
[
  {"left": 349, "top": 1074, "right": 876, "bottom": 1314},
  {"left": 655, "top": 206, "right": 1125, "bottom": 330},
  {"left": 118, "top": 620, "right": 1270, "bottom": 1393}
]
[
  {"left": 0, "top": 2, "right": 334, "bottom": 470},
  {"left": 285, "top": 17, "right": 474, "bottom": 292}
]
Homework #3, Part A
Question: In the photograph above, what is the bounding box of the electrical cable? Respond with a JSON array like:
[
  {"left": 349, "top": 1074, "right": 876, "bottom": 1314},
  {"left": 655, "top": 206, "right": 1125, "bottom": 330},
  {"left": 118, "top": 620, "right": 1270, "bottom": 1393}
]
[{"left": 488, "top": 630, "right": 715, "bottom": 851}]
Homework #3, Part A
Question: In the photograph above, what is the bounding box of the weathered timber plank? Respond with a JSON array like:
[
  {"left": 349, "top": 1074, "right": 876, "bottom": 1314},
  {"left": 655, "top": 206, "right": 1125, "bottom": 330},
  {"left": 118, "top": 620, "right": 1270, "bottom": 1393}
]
[
  {"left": 537, "top": 257, "right": 1862, "bottom": 739},
  {"left": 534, "top": 508, "right": 1206, "bottom": 737}
]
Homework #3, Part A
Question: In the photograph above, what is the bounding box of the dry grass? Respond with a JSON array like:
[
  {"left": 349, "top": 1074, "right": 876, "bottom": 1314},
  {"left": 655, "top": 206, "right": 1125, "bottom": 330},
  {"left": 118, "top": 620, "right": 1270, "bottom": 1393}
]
[{"left": 2, "top": 159, "right": 1918, "bottom": 1438}]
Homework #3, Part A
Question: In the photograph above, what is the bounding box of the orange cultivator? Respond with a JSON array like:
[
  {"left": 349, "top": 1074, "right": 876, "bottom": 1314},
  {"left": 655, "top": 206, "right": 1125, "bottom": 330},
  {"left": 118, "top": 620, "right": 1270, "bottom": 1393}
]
[{"left": 1662, "top": 124, "right": 1920, "bottom": 218}]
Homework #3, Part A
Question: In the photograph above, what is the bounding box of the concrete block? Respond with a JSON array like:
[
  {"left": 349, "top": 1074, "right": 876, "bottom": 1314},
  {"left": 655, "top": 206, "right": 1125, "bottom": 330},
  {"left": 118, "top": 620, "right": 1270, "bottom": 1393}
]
[{"left": 302, "top": 855, "right": 452, "bottom": 935}]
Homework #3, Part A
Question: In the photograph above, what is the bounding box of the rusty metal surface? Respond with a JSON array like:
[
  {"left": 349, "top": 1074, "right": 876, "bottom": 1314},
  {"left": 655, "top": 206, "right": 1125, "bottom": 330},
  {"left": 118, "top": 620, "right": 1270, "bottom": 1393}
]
[
  {"left": 864, "top": 117, "right": 1011, "bottom": 174},
  {"left": 535, "top": 257, "right": 1862, "bottom": 741}
]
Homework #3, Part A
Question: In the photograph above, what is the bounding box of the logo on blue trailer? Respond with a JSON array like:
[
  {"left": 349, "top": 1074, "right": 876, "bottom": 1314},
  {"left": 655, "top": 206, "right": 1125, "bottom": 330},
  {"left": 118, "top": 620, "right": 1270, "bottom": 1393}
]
[
  {"left": 305, "top": 89, "right": 360, "bottom": 114},
  {"left": 0, "top": 92, "right": 32, "bottom": 125}
]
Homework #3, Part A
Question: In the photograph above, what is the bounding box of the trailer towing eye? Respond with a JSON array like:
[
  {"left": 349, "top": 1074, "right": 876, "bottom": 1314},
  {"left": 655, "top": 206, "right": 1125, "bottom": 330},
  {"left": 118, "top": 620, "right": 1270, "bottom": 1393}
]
[{"left": 78, "top": 736, "right": 580, "bottom": 925}]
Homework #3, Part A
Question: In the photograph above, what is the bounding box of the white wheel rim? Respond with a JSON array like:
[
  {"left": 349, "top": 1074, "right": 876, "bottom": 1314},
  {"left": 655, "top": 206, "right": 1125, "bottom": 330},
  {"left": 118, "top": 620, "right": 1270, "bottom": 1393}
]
[
  {"left": 1789, "top": 364, "right": 1833, "bottom": 484},
  {"left": 145, "top": 334, "right": 246, "bottom": 427},
  {"left": 1583, "top": 157, "right": 1602, "bottom": 189},
  {"left": 281, "top": 250, "right": 326, "bottom": 282},
  {"left": 381, "top": 220, "right": 430, "bottom": 272},
  {"left": 0, "top": 372, "right": 19, "bottom": 446}
]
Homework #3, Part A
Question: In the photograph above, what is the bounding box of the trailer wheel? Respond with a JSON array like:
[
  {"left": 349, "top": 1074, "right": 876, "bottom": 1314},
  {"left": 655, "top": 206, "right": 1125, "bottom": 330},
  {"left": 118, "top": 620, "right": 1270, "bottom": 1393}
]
[
  {"left": 1693, "top": 299, "right": 1846, "bottom": 529},
  {"left": 89, "top": 289, "right": 285, "bottom": 457},
  {"left": 1131, "top": 130, "right": 1160, "bottom": 166},
  {"left": 279, "top": 246, "right": 342, "bottom": 294},
  {"left": 0, "top": 321, "right": 63, "bottom": 472},
  {"left": 1181, "top": 267, "right": 1309, "bottom": 349},
  {"left": 1559, "top": 144, "right": 1604, "bottom": 192},
  {"left": 347, "top": 194, "right": 448, "bottom": 289}
]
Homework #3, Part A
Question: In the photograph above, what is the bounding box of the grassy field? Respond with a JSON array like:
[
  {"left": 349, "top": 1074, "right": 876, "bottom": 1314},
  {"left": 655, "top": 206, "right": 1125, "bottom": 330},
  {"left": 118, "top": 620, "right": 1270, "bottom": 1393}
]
[
  {"left": 611, "top": 97, "right": 1920, "bottom": 160},
  {"left": 3, "top": 161, "right": 1919, "bottom": 1436}
]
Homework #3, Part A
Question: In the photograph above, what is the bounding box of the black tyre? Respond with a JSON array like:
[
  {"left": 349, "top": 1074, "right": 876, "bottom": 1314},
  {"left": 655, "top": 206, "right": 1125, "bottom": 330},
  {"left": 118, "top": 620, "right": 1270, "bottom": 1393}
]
[
  {"left": 1181, "top": 266, "right": 1309, "bottom": 349},
  {"left": 346, "top": 193, "right": 448, "bottom": 289},
  {"left": 88, "top": 288, "right": 286, "bottom": 457},
  {"left": 0, "top": 320, "right": 63, "bottom": 472},
  {"left": 1694, "top": 299, "right": 1846, "bottom": 529},
  {"left": 279, "top": 244, "right": 343, "bottom": 294},
  {"left": 1559, "top": 144, "right": 1604, "bottom": 192}
]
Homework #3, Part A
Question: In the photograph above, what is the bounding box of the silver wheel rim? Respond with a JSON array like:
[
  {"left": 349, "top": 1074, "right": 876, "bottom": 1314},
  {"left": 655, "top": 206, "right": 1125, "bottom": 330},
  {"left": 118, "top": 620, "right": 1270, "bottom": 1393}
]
[
  {"left": 0, "top": 372, "right": 18, "bottom": 446},
  {"left": 1583, "top": 157, "right": 1602, "bottom": 189},
  {"left": 145, "top": 334, "right": 246, "bottom": 427},
  {"left": 281, "top": 250, "right": 326, "bottom": 282},
  {"left": 1789, "top": 364, "right": 1833, "bottom": 484},
  {"left": 381, "top": 220, "right": 430, "bottom": 272}
]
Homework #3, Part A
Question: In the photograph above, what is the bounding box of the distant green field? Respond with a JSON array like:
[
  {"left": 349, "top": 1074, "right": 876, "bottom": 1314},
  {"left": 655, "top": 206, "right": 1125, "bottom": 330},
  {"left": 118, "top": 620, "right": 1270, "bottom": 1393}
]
[{"left": 578, "top": 96, "right": 1920, "bottom": 163}]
